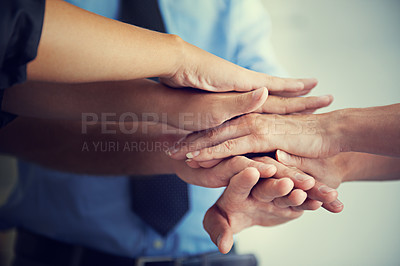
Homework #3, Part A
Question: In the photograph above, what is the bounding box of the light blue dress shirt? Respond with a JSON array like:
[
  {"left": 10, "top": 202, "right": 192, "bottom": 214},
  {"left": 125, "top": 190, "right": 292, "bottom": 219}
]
[{"left": 0, "top": 0, "right": 284, "bottom": 258}]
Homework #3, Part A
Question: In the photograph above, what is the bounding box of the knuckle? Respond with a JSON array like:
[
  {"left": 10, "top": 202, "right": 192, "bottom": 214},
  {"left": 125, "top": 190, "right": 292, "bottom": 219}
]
[
  {"left": 249, "top": 133, "right": 260, "bottom": 146},
  {"left": 205, "top": 127, "right": 219, "bottom": 142},
  {"left": 211, "top": 111, "right": 227, "bottom": 127},
  {"left": 222, "top": 139, "right": 236, "bottom": 152},
  {"left": 273, "top": 198, "right": 285, "bottom": 208}
]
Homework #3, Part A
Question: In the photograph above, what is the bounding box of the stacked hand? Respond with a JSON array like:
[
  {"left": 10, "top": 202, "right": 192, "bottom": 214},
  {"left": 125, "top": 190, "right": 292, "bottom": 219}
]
[{"left": 165, "top": 85, "right": 347, "bottom": 253}]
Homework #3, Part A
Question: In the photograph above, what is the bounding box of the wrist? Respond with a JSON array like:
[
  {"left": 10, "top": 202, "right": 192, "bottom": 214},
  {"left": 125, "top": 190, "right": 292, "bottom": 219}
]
[
  {"left": 320, "top": 109, "right": 351, "bottom": 155},
  {"left": 161, "top": 34, "right": 187, "bottom": 78}
]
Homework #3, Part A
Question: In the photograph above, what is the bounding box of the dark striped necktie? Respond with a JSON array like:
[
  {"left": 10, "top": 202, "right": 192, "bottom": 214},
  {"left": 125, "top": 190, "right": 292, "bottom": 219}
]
[{"left": 119, "top": 0, "right": 190, "bottom": 237}]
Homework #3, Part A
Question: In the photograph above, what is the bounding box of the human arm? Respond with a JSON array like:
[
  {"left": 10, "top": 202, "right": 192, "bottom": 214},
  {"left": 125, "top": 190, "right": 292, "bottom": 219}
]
[
  {"left": 24, "top": 0, "right": 316, "bottom": 94},
  {"left": 2, "top": 79, "right": 332, "bottom": 131},
  {"left": 0, "top": 116, "right": 276, "bottom": 187},
  {"left": 169, "top": 103, "right": 400, "bottom": 161}
]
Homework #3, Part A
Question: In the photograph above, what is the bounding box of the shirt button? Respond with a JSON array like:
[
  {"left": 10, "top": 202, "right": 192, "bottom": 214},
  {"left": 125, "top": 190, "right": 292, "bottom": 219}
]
[{"left": 153, "top": 239, "right": 164, "bottom": 249}]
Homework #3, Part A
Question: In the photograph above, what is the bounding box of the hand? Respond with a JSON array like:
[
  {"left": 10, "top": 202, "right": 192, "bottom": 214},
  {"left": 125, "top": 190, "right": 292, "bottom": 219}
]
[
  {"left": 203, "top": 166, "right": 307, "bottom": 254},
  {"left": 164, "top": 88, "right": 333, "bottom": 131},
  {"left": 276, "top": 150, "right": 346, "bottom": 189},
  {"left": 171, "top": 156, "right": 277, "bottom": 188},
  {"left": 202, "top": 155, "right": 344, "bottom": 254},
  {"left": 184, "top": 155, "right": 342, "bottom": 212},
  {"left": 4, "top": 80, "right": 329, "bottom": 132},
  {"left": 275, "top": 150, "right": 347, "bottom": 212},
  {"left": 254, "top": 153, "right": 344, "bottom": 213},
  {"left": 161, "top": 39, "right": 318, "bottom": 95},
  {"left": 168, "top": 110, "right": 340, "bottom": 162}
]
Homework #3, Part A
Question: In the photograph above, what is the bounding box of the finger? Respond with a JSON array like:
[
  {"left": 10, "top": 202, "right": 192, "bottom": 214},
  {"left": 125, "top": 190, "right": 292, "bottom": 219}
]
[
  {"left": 266, "top": 76, "right": 318, "bottom": 94},
  {"left": 225, "top": 167, "right": 261, "bottom": 203},
  {"left": 254, "top": 157, "right": 315, "bottom": 191},
  {"left": 307, "top": 181, "right": 338, "bottom": 204},
  {"left": 291, "top": 199, "right": 323, "bottom": 211},
  {"left": 267, "top": 78, "right": 318, "bottom": 97},
  {"left": 201, "top": 156, "right": 276, "bottom": 188},
  {"left": 252, "top": 178, "right": 294, "bottom": 203},
  {"left": 198, "top": 159, "right": 223, "bottom": 168},
  {"left": 322, "top": 199, "right": 344, "bottom": 213},
  {"left": 203, "top": 205, "right": 234, "bottom": 254},
  {"left": 302, "top": 77, "right": 319, "bottom": 90},
  {"left": 169, "top": 118, "right": 251, "bottom": 160},
  {"left": 185, "top": 158, "right": 221, "bottom": 169},
  {"left": 224, "top": 87, "right": 268, "bottom": 118},
  {"left": 277, "top": 150, "right": 316, "bottom": 174},
  {"left": 273, "top": 189, "right": 308, "bottom": 208},
  {"left": 297, "top": 108, "right": 318, "bottom": 114},
  {"left": 258, "top": 95, "right": 333, "bottom": 114},
  {"left": 185, "top": 159, "right": 201, "bottom": 169},
  {"left": 186, "top": 135, "right": 269, "bottom": 162}
]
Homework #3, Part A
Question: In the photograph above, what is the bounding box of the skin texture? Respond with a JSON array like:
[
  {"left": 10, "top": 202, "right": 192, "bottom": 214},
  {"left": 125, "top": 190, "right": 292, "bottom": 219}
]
[
  {"left": 26, "top": 0, "right": 317, "bottom": 95},
  {"left": 203, "top": 156, "right": 343, "bottom": 254},
  {"left": 169, "top": 103, "right": 400, "bottom": 161},
  {"left": 3, "top": 79, "right": 332, "bottom": 131},
  {"left": 203, "top": 167, "right": 304, "bottom": 254},
  {"left": 0, "top": 116, "right": 342, "bottom": 253}
]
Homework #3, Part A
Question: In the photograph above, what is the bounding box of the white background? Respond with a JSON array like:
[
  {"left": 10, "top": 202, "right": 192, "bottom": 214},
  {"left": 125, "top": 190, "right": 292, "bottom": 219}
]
[{"left": 237, "top": 1, "right": 400, "bottom": 265}]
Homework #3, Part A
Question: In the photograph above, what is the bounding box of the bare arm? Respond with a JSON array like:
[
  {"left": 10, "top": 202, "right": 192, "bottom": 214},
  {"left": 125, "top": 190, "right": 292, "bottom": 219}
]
[
  {"left": 2, "top": 79, "right": 332, "bottom": 131},
  {"left": 169, "top": 103, "right": 400, "bottom": 161},
  {"left": 25, "top": 0, "right": 316, "bottom": 94},
  {"left": 0, "top": 118, "right": 277, "bottom": 187},
  {"left": 337, "top": 104, "right": 400, "bottom": 157},
  {"left": 0, "top": 118, "right": 180, "bottom": 175},
  {"left": 27, "top": 0, "right": 181, "bottom": 83}
]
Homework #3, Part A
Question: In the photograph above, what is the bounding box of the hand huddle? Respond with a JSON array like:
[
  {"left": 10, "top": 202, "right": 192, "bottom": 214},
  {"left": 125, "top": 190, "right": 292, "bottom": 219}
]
[
  {"left": 162, "top": 78, "right": 400, "bottom": 254},
  {"left": 1, "top": 2, "right": 399, "bottom": 266},
  {"left": 160, "top": 82, "right": 344, "bottom": 254}
]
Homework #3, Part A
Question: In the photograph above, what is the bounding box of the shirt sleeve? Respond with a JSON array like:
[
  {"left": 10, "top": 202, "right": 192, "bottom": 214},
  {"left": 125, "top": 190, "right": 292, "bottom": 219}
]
[
  {"left": 228, "top": 0, "right": 287, "bottom": 77},
  {"left": 0, "top": 90, "right": 17, "bottom": 128},
  {"left": 0, "top": 0, "right": 46, "bottom": 90}
]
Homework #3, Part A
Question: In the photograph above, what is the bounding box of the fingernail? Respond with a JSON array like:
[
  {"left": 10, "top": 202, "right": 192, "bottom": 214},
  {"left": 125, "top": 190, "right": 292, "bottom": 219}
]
[
  {"left": 295, "top": 82, "right": 304, "bottom": 90},
  {"left": 185, "top": 159, "right": 192, "bottom": 163},
  {"left": 186, "top": 151, "right": 200, "bottom": 159},
  {"left": 216, "top": 235, "right": 222, "bottom": 247},
  {"left": 294, "top": 173, "right": 312, "bottom": 182},
  {"left": 252, "top": 87, "right": 266, "bottom": 101},
  {"left": 331, "top": 199, "right": 343, "bottom": 208},
  {"left": 166, "top": 146, "right": 179, "bottom": 156},
  {"left": 318, "top": 185, "right": 335, "bottom": 194},
  {"left": 276, "top": 150, "right": 288, "bottom": 163},
  {"left": 319, "top": 95, "right": 332, "bottom": 102}
]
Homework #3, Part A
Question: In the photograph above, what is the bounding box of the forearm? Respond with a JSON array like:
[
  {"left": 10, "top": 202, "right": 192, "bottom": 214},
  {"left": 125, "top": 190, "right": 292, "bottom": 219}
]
[
  {"left": 341, "top": 152, "right": 400, "bottom": 182},
  {"left": 0, "top": 118, "right": 182, "bottom": 175},
  {"left": 3, "top": 79, "right": 181, "bottom": 121},
  {"left": 27, "top": 0, "right": 182, "bottom": 83},
  {"left": 328, "top": 104, "right": 400, "bottom": 157}
]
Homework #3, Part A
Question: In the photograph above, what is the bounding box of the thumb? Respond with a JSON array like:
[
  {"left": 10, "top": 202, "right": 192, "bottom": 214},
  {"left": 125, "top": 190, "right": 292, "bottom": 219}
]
[
  {"left": 276, "top": 150, "right": 306, "bottom": 169},
  {"left": 225, "top": 87, "right": 268, "bottom": 119},
  {"left": 203, "top": 205, "right": 234, "bottom": 254}
]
